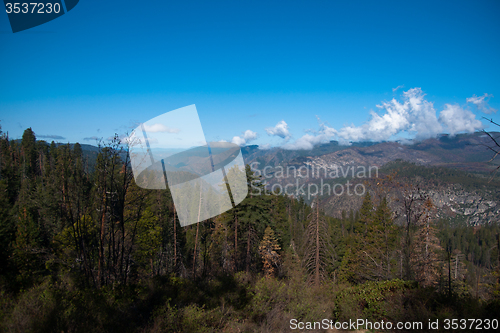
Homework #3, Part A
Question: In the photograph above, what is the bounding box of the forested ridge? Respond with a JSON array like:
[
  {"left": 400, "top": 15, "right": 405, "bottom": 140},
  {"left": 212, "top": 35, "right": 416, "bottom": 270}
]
[{"left": 0, "top": 127, "right": 499, "bottom": 332}]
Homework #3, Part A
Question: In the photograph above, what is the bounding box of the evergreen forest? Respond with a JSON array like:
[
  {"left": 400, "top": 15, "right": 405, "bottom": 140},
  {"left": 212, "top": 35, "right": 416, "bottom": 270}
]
[{"left": 0, "top": 127, "right": 499, "bottom": 332}]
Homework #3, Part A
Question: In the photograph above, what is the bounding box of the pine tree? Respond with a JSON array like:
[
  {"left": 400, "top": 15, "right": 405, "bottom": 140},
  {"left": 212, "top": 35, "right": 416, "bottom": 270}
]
[
  {"left": 259, "top": 226, "right": 281, "bottom": 278},
  {"left": 21, "top": 128, "right": 37, "bottom": 178},
  {"left": 356, "top": 196, "right": 399, "bottom": 281},
  {"left": 346, "top": 192, "right": 376, "bottom": 282},
  {"left": 239, "top": 166, "right": 269, "bottom": 272},
  {"left": 355, "top": 191, "right": 373, "bottom": 235},
  {"left": 337, "top": 247, "right": 359, "bottom": 284},
  {"left": 0, "top": 180, "right": 14, "bottom": 278}
]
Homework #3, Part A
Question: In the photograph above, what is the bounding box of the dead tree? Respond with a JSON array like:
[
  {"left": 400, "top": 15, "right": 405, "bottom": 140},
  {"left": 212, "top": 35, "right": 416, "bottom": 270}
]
[
  {"left": 481, "top": 117, "right": 500, "bottom": 179},
  {"left": 303, "top": 198, "right": 334, "bottom": 286}
]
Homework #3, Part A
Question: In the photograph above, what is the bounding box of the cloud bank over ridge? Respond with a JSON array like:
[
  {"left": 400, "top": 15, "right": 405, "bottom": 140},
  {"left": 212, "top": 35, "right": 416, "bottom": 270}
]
[
  {"left": 280, "top": 88, "right": 491, "bottom": 150},
  {"left": 265, "top": 120, "right": 291, "bottom": 141},
  {"left": 225, "top": 88, "right": 495, "bottom": 150},
  {"left": 231, "top": 129, "right": 258, "bottom": 146}
]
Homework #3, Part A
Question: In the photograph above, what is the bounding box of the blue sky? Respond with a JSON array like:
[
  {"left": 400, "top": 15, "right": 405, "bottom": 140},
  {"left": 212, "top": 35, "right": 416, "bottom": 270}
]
[{"left": 1, "top": 0, "right": 499, "bottom": 149}]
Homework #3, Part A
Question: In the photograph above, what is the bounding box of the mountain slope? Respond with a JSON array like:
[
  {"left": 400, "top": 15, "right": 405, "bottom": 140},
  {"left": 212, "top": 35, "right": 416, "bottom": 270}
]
[{"left": 242, "top": 132, "right": 500, "bottom": 174}]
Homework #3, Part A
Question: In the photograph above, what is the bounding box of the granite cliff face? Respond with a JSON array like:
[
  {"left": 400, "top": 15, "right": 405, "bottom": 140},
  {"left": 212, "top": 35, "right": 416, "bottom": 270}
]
[
  {"left": 318, "top": 175, "right": 500, "bottom": 227},
  {"left": 425, "top": 185, "right": 499, "bottom": 226}
]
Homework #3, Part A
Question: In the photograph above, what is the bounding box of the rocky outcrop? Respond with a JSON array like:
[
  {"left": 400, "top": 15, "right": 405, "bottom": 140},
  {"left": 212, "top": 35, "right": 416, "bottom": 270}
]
[
  {"left": 425, "top": 185, "right": 499, "bottom": 226},
  {"left": 321, "top": 181, "right": 500, "bottom": 227}
]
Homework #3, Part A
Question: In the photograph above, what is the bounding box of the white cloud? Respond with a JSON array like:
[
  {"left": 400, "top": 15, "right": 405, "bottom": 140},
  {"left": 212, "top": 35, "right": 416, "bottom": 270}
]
[
  {"left": 283, "top": 121, "right": 336, "bottom": 150},
  {"left": 392, "top": 85, "right": 404, "bottom": 93},
  {"left": 143, "top": 123, "right": 180, "bottom": 133},
  {"left": 231, "top": 129, "right": 258, "bottom": 146},
  {"left": 337, "top": 88, "right": 442, "bottom": 142},
  {"left": 38, "top": 134, "right": 66, "bottom": 140},
  {"left": 265, "top": 120, "right": 291, "bottom": 140},
  {"left": 243, "top": 129, "right": 258, "bottom": 141},
  {"left": 283, "top": 133, "right": 325, "bottom": 150},
  {"left": 438, "top": 104, "right": 483, "bottom": 136},
  {"left": 405, "top": 89, "right": 443, "bottom": 140},
  {"left": 466, "top": 93, "right": 497, "bottom": 114},
  {"left": 231, "top": 136, "right": 246, "bottom": 146},
  {"left": 261, "top": 88, "right": 488, "bottom": 151},
  {"left": 83, "top": 136, "right": 100, "bottom": 141}
]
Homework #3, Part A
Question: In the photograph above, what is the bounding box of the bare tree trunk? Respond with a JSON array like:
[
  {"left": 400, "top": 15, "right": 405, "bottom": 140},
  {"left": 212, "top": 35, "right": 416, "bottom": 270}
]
[
  {"left": 448, "top": 250, "right": 452, "bottom": 298},
  {"left": 497, "top": 233, "right": 500, "bottom": 285},
  {"left": 119, "top": 157, "right": 131, "bottom": 283},
  {"left": 173, "top": 207, "right": 177, "bottom": 270},
  {"left": 246, "top": 226, "right": 251, "bottom": 272},
  {"left": 476, "top": 264, "right": 480, "bottom": 300},
  {"left": 315, "top": 204, "right": 320, "bottom": 287},
  {"left": 193, "top": 184, "right": 202, "bottom": 279},
  {"left": 385, "top": 223, "right": 390, "bottom": 279},
  {"left": 234, "top": 214, "right": 238, "bottom": 271},
  {"left": 99, "top": 200, "right": 106, "bottom": 286},
  {"left": 193, "top": 223, "right": 199, "bottom": 279}
]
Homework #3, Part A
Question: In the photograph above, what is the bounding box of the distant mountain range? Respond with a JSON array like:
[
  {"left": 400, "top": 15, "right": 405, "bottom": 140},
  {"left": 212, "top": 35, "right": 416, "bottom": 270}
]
[
  {"left": 66, "top": 132, "right": 499, "bottom": 174},
  {"left": 241, "top": 132, "right": 500, "bottom": 174},
  {"left": 239, "top": 132, "right": 500, "bottom": 227},
  {"left": 61, "top": 131, "right": 499, "bottom": 180},
  {"left": 67, "top": 132, "right": 500, "bottom": 226}
]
